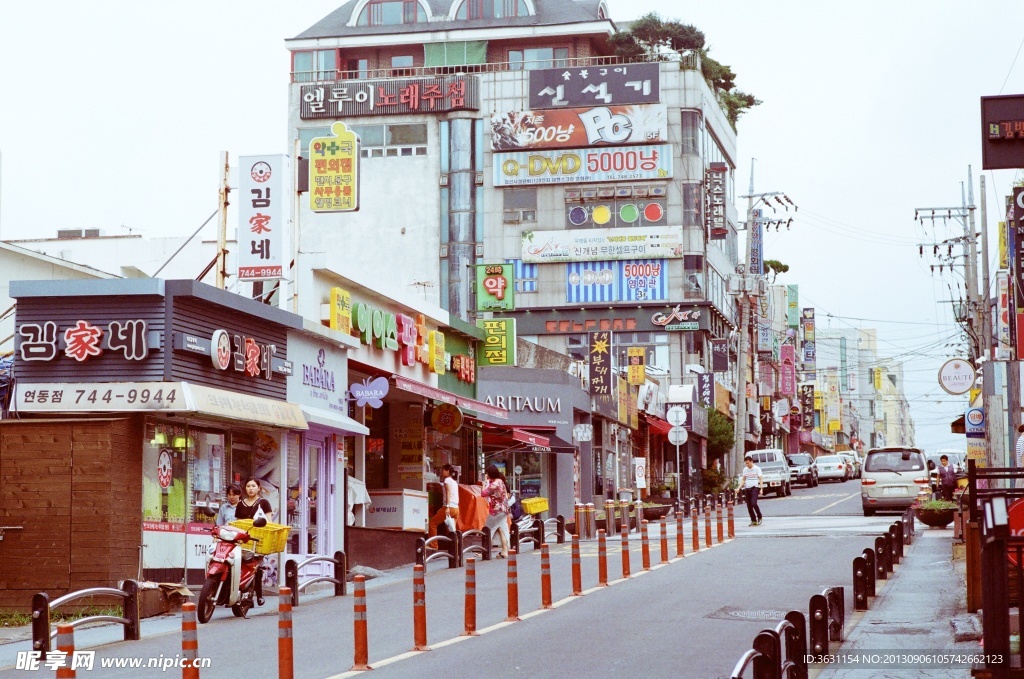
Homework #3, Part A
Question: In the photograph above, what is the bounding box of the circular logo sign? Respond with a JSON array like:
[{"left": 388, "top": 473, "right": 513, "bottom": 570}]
[
  {"left": 157, "top": 450, "right": 173, "bottom": 489},
  {"left": 966, "top": 408, "right": 985, "bottom": 427},
  {"left": 430, "top": 404, "right": 463, "bottom": 435},
  {"left": 938, "top": 359, "right": 976, "bottom": 395},
  {"left": 250, "top": 161, "right": 272, "bottom": 183},
  {"left": 211, "top": 330, "right": 232, "bottom": 371}
]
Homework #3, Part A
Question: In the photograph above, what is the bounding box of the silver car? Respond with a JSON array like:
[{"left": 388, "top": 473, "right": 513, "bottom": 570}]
[
  {"left": 816, "top": 454, "right": 848, "bottom": 482},
  {"left": 861, "top": 447, "right": 929, "bottom": 516}
]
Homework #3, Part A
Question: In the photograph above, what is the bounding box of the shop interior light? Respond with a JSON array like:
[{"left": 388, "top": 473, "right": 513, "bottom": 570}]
[
  {"left": 172, "top": 435, "right": 187, "bottom": 449},
  {"left": 152, "top": 431, "right": 168, "bottom": 446}
]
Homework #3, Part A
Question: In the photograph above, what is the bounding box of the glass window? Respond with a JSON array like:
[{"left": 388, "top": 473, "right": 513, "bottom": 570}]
[
  {"left": 346, "top": 58, "right": 369, "bottom": 79},
  {"left": 351, "top": 124, "right": 385, "bottom": 147},
  {"left": 388, "top": 123, "right": 427, "bottom": 145},
  {"left": 680, "top": 110, "right": 701, "bottom": 156},
  {"left": 458, "top": 0, "right": 529, "bottom": 19},
  {"left": 293, "top": 49, "right": 337, "bottom": 83},
  {"left": 392, "top": 55, "right": 414, "bottom": 68},
  {"left": 504, "top": 188, "right": 537, "bottom": 210},
  {"left": 358, "top": 0, "right": 425, "bottom": 26},
  {"left": 508, "top": 47, "right": 569, "bottom": 70},
  {"left": 505, "top": 258, "right": 537, "bottom": 293}
]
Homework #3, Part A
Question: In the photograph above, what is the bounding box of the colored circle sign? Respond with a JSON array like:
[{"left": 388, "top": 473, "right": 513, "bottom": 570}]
[
  {"left": 619, "top": 204, "right": 639, "bottom": 223},
  {"left": 643, "top": 203, "right": 664, "bottom": 222},
  {"left": 211, "top": 329, "right": 232, "bottom": 371},
  {"left": 592, "top": 205, "right": 612, "bottom": 225},
  {"left": 568, "top": 206, "right": 589, "bottom": 226},
  {"left": 431, "top": 403, "right": 464, "bottom": 435},
  {"left": 157, "top": 450, "right": 173, "bottom": 489}
]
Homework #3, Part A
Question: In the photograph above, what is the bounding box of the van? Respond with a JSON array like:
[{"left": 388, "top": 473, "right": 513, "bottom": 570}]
[
  {"left": 861, "top": 446, "right": 929, "bottom": 516},
  {"left": 745, "top": 449, "right": 792, "bottom": 497}
]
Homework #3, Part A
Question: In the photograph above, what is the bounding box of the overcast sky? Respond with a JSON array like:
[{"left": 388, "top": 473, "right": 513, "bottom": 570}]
[{"left": 2, "top": 1, "right": 1023, "bottom": 452}]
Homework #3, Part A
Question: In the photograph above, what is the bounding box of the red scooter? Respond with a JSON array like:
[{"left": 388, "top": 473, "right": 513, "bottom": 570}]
[{"left": 197, "top": 518, "right": 267, "bottom": 623}]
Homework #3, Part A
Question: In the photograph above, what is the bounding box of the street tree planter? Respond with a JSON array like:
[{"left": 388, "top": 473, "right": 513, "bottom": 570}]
[
  {"left": 642, "top": 505, "right": 672, "bottom": 521},
  {"left": 915, "top": 507, "right": 955, "bottom": 528}
]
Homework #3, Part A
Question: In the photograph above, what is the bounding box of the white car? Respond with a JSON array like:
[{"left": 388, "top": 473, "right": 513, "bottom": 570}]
[
  {"left": 816, "top": 454, "right": 848, "bottom": 482},
  {"left": 861, "top": 447, "right": 929, "bottom": 516}
]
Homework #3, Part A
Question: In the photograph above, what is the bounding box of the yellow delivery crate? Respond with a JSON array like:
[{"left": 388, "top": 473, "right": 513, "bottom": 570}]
[
  {"left": 520, "top": 497, "right": 549, "bottom": 515},
  {"left": 230, "top": 519, "right": 291, "bottom": 555}
]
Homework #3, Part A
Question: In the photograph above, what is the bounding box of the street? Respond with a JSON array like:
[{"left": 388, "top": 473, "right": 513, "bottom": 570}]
[{"left": 0, "top": 482, "right": 906, "bottom": 679}]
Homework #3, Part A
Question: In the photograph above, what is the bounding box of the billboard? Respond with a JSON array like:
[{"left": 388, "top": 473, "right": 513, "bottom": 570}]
[
  {"left": 300, "top": 76, "right": 479, "bottom": 119},
  {"left": 529, "top": 63, "right": 660, "bottom": 109},
  {"left": 237, "top": 154, "right": 289, "bottom": 282},
  {"left": 309, "top": 122, "right": 360, "bottom": 213},
  {"left": 565, "top": 259, "right": 667, "bottom": 303},
  {"left": 981, "top": 94, "right": 1024, "bottom": 170},
  {"left": 493, "top": 144, "right": 672, "bottom": 187},
  {"left": 522, "top": 226, "right": 683, "bottom": 264},
  {"left": 490, "top": 104, "right": 667, "bottom": 151}
]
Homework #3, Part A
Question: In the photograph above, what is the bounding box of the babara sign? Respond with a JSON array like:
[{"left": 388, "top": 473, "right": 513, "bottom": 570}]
[
  {"left": 476, "top": 264, "right": 515, "bottom": 312},
  {"left": 309, "top": 122, "right": 360, "bottom": 213},
  {"left": 238, "top": 155, "right": 288, "bottom": 281},
  {"left": 349, "top": 301, "right": 448, "bottom": 376},
  {"left": 477, "top": 318, "right": 516, "bottom": 367},
  {"left": 18, "top": 319, "right": 149, "bottom": 363}
]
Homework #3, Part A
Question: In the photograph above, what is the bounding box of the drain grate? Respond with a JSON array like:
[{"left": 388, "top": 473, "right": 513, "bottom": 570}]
[{"left": 706, "top": 606, "right": 788, "bottom": 621}]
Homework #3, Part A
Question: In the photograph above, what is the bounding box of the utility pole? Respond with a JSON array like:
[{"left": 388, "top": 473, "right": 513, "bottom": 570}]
[
  {"left": 979, "top": 171, "right": 992, "bottom": 359},
  {"left": 215, "top": 151, "right": 230, "bottom": 290}
]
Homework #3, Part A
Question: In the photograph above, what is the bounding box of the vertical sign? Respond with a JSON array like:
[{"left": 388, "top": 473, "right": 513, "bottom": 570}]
[
  {"left": 799, "top": 384, "right": 815, "bottom": 430},
  {"left": 588, "top": 331, "right": 612, "bottom": 396},
  {"left": 706, "top": 162, "right": 727, "bottom": 239},
  {"left": 1000, "top": 221, "right": 1008, "bottom": 270},
  {"left": 749, "top": 209, "right": 764, "bottom": 275},
  {"left": 477, "top": 319, "right": 516, "bottom": 366},
  {"left": 779, "top": 344, "right": 796, "bottom": 397},
  {"left": 476, "top": 264, "right": 515, "bottom": 311},
  {"left": 309, "top": 121, "right": 360, "bottom": 213},
  {"left": 1013, "top": 188, "right": 1024, "bottom": 358},
  {"left": 997, "top": 271, "right": 1012, "bottom": 360},
  {"left": 787, "top": 285, "right": 799, "bottom": 328},
  {"left": 238, "top": 155, "right": 289, "bottom": 281},
  {"left": 627, "top": 347, "right": 646, "bottom": 385},
  {"left": 329, "top": 287, "right": 352, "bottom": 333},
  {"left": 697, "top": 373, "right": 715, "bottom": 409},
  {"left": 711, "top": 338, "right": 729, "bottom": 372},
  {"left": 801, "top": 308, "right": 816, "bottom": 373}
]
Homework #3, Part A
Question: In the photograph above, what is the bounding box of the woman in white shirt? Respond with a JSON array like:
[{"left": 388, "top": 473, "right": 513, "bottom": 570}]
[{"left": 428, "top": 464, "right": 461, "bottom": 537}]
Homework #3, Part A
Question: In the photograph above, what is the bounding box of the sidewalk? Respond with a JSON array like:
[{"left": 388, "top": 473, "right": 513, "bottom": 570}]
[{"left": 814, "top": 527, "right": 978, "bottom": 679}]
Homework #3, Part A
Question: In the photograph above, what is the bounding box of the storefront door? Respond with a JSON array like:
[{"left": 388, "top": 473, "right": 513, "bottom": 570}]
[{"left": 287, "top": 437, "right": 333, "bottom": 572}]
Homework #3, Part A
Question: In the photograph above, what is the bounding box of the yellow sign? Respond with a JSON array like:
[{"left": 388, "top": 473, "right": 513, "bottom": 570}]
[
  {"left": 627, "top": 347, "right": 646, "bottom": 385},
  {"left": 827, "top": 419, "right": 841, "bottom": 434},
  {"left": 329, "top": 287, "right": 352, "bottom": 333},
  {"left": 477, "top": 319, "right": 516, "bottom": 366},
  {"left": 431, "top": 403, "right": 463, "bottom": 435},
  {"left": 967, "top": 438, "right": 986, "bottom": 461},
  {"left": 814, "top": 392, "right": 823, "bottom": 410},
  {"left": 873, "top": 368, "right": 883, "bottom": 391},
  {"left": 999, "top": 221, "right": 1008, "bottom": 270},
  {"left": 428, "top": 331, "right": 446, "bottom": 375},
  {"left": 309, "top": 121, "right": 359, "bottom": 213}
]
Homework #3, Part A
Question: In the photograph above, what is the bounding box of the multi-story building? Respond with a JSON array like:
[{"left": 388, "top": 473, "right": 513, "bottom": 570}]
[{"left": 285, "top": 0, "right": 743, "bottom": 504}]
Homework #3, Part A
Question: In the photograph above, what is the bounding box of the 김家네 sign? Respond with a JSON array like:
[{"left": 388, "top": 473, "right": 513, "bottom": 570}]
[
  {"left": 490, "top": 104, "right": 667, "bottom": 151},
  {"left": 493, "top": 145, "right": 672, "bottom": 187},
  {"left": 238, "top": 155, "right": 289, "bottom": 281}
]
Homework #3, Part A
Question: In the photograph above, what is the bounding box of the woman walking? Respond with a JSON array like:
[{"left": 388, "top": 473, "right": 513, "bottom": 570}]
[{"left": 481, "top": 465, "right": 510, "bottom": 558}]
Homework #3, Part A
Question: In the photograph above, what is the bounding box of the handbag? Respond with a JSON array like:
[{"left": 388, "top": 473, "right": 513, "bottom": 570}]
[{"left": 443, "top": 514, "right": 457, "bottom": 532}]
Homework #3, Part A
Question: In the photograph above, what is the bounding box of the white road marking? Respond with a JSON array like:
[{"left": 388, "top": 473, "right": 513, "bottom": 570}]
[{"left": 812, "top": 492, "right": 860, "bottom": 514}]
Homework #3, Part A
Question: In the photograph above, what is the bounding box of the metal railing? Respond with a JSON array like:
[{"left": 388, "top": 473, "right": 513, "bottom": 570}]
[
  {"left": 731, "top": 610, "right": 808, "bottom": 679},
  {"left": 284, "top": 551, "right": 347, "bottom": 607},
  {"left": 32, "top": 581, "right": 140, "bottom": 654},
  {"left": 415, "top": 532, "right": 461, "bottom": 568}
]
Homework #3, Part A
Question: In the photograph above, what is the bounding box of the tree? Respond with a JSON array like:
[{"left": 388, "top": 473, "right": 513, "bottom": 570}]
[
  {"left": 707, "top": 408, "right": 734, "bottom": 464},
  {"left": 764, "top": 259, "right": 790, "bottom": 283}
]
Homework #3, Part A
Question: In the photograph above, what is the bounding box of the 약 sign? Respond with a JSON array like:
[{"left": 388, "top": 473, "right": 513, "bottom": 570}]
[
  {"left": 309, "top": 122, "right": 360, "bottom": 213},
  {"left": 476, "top": 264, "right": 515, "bottom": 312}
]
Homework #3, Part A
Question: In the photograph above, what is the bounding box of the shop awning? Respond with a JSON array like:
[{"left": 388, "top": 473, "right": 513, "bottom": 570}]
[
  {"left": 185, "top": 384, "right": 308, "bottom": 430},
  {"left": 300, "top": 406, "right": 369, "bottom": 435},
  {"left": 392, "top": 375, "right": 508, "bottom": 419},
  {"left": 641, "top": 413, "right": 673, "bottom": 437},
  {"left": 542, "top": 432, "right": 577, "bottom": 453},
  {"left": 481, "top": 427, "right": 576, "bottom": 454}
]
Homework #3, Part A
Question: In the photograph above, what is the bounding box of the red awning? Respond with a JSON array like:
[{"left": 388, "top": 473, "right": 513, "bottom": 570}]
[
  {"left": 642, "top": 413, "right": 674, "bottom": 437},
  {"left": 511, "top": 428, "right": 549, "bottom": 446},
  {"left": 392, "top": 375, "right": 507, "bottom": 419},
  {"left": 481, "top": 427, "right": 576, "bottom": 454}
]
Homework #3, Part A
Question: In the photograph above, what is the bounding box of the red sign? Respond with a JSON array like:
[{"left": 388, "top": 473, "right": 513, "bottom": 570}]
[
  {"left": 490, "top": 105, "right": 667, "bottom": 151},
  {"left": 1008, "top": 498, "right": 1024, "bottom": 565}
]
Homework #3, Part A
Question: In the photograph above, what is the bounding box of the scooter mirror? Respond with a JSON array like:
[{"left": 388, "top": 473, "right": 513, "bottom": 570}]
[
  {"left": 252, "top": 517, "right": 268, "bottom": 528},
  {"left": 201, "top": 506, "right": 217, "bottom": 518}
]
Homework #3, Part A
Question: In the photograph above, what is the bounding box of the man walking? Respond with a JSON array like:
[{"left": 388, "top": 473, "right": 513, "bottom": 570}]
[
  {"left": 741, "top": 455, "right": 763, "bottom": 526},
  {"left": 936, "top": 455, "right": 958, "bottom": 502}
]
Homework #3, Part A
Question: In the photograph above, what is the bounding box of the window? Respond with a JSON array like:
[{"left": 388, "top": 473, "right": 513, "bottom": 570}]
[
  {"left": 456, "top": 0, "right": 528, "bottom": 19},
  {"left": 345, "top": 58, "right": 369, "bottom": 79},
  {"left": 505, "top": 258, "right": 537, "bottom": 293},
  {"left": 503, "top": 188, "right": 537, "bottom": 223},
  {"left": 357, "top": 0, "right": 426, "bottom": 25},
  {"left": 680, "top": 110, "right": 701, "bottom": 156},
  {"left": 350, "top": 123, "right": 428, "bottom": 157},
  {"left": 391, "top": 55, "right": 414, "bottom": 77},
  {"left": 293, "top": 49, "right": 338, "bottom": 83},
  {"left": 509, "top": 47, "right": 569, "bottom": 71}
]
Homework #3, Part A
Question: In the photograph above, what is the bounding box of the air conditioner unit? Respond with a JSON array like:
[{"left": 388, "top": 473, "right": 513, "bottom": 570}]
[
  {"left": 57, "top": 229, "right": 83, "bottom": 240},
  {"left": 727, "top": 275, "right": 745, "bottom": 294}
]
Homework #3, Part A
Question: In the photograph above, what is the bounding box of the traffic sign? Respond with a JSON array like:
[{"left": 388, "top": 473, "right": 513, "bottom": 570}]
[
  {"left": 668, "top": 427, "right": 688, "bottom": 445},
  {"left": 666, "top": 406, "right": 687, "bottom": 427}
]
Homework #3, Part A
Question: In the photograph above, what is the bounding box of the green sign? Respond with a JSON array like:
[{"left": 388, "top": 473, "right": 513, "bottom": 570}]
[
  {"left": 477, "top": 318, "right": 516, "bottom": 366},
  {"left": 476, "top": 264, "right": 515, "bottom": 312}
]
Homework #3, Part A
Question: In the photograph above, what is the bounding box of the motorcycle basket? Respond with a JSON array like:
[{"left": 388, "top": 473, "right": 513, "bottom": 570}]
[{"left": 229, "top": 519, "right": 290, "bottom": 554}]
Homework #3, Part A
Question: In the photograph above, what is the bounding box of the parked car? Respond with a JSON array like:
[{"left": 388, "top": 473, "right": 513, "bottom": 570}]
[
  {"left": 786, "top": 453, "right": 819, "bottom": 487},
  {"left": 745, "top": 449, "right": 792, "bottom": 497},
  {"left": 861, "top": 446, "right": 929, "bottom": 516},
  {"left": 926, "top": 451, "right": 965, "bottom": 492},
  {"left": 816, "top": 454, "right": 848, "bottom": 482},
  {"left": 839, "top": 453, "right": 861, "bottom": 479}
]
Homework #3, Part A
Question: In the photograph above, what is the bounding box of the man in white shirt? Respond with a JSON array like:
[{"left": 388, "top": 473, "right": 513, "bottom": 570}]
[{"left": 740, "top": 456, "right": 764, "bottom": 526}]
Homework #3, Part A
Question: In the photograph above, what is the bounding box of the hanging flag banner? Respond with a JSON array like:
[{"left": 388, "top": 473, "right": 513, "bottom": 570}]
[
  {"left": 476, "top": 264, "right": 515, "bottom": 312},
  {"left": 490, "top": 104, "right": 668, "bottom": 151},
  {"left": 998, "top": 271, "right": 1012, "bottom": 360},
  {"left": 237, "top": 155, "right": 289, "bottom": 282},
  {"left": 309, "top": 121, "right": 360, "bottom": 213},
  {"left": 588, "top": 331, "right": 612, "bottom": 396},
  {"left": 627, "top": 346, "right": 646, "bottom": 385},
  {"left": 749, "top": 209, "right": 764, "bottom": 275}
]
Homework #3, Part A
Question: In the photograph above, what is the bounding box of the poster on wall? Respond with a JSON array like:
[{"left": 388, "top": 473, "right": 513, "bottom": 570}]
[
  {"left": 238, "top": 154, "right": 289, "bottom": 281},
  {"left": 490, "top": 104, "right": 668, "bottom": 151},
  {"left": 523, "top": 226, "right": 683, "bottom": 264},
  {"left": 566, "top": 259, "right": 667, "bottom": 303},
  {"left": 494, "top": 144, "right": 672, "bottom": 187}
]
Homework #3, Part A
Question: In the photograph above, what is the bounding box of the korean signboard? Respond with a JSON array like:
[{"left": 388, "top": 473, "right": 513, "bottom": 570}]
[
  {"left": 697, "top": 373, "right": 714, "bottom": 409},
  {"left": 329, "top": 287, "right": 352, "bottom": 333},
  {"left": 309, "top": 122, "right": 360, "bottom": 213},
  {"left": 566, "top": 259, "right": 667, "bottom": 303},
  {"left": 981, "top": 94, "right": 1024, "bottom": 170},
  {"left": 711, "top": 339, "right": 729, "bottom": 372},
  {"left": 238, "top": 155, "right": 289, "bottom": 281},
  {"left": 650, "top": 305, "right": 711, "bottom": 332},
  {"left": 348, "top": 300, "right": 445, "bottom": 374},
  {"left": 588, "top": 331, "right": 612, "bottom": 396},
  {"left": 18, "top": 319, "right": 152, "bottom": 364},
  {"left": 522, "top": 226, "right": 683, "bottom": 264},
  {"left": 494, "top": 145, "right": 672, "bottom": 187},
  {"left": 1013, "top": 188, "right": 1024, "bottom": 357},
  {"left": 490, "top": 104, "right": 667, "bottom": 151},
  {"left": 476, "top": 264, "right": 515, "bottom": 312},
  {"left": 756, "top": 322, "right": 773, "bottom": 353},
  {"left": 798, "top": 383, "right": 815, "bottom": 430},
  {"left": 477, "top": 319, "right": 516, "bottom": 366},
  {"left": 801, "top": 308, "right": 816, "bottom": 369},
  {"left": 779, "top": 344, "right": 797, "bottom": 397},
  {"left": 706, "top": 162, "right": 728, "bottom": 239},
  {"left": 529, "top": 63, "right": 660, "bottom": 109},
  {"left": 787, "top": 285, "right": 799, "bottom": 328},
  {"left": 627, "top": 347, "right": 646, "bottom": 385},
  {"left": 998, "top": 271, "right": 1012, "bottom": 360},
  {"left": 749, "top": 209, "right": 764, "bottom": 276},
  {"left": 300, "top": 76, "right": 478, "bottom": 119}
]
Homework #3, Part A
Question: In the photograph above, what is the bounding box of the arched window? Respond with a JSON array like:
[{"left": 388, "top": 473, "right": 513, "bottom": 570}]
[
  {"left": 455, "top": 0, "right": 529, "bottom": 20},
  {"left": 597, "top": 4, "right": 607, "bottom": 19},
  {"left": 356, "top": 0, "right": 427, "bottom": 26}
]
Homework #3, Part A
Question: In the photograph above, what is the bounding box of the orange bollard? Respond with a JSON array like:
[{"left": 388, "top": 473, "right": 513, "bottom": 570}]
[
  {"left": 641, "top": 520, "right": 651, "bottom": 571},
  {"left": 55, "top": 624, "right": 75, "bottom": 679},
  {"left": 621, "top": 523, "right": 631, "bottom": 579},
  {"left": 660, "top": 520, "right": 669, "bottom": 565},
  {"left": 507, "top": 549, "right": 520, "bottom": 621},
  {"left": 717, "top": 504, "right": 725, "bottom": 544},
  {"left": 728, "top": 502, "right": 735, "bottom": 538},
  {"left": 351, "top": 575, "right": 371, "bottom": 671},
  {"left": 571, "top": 534, "right": 583, "bottom": 596},
  {"left": 412, "top": 564, "right": 429, "bottom": 651},
  {"left": 540, "top": 544, "right": 553, "bottom": 609},
  {"left": 463, "top": 557, "right": 477, "bottom": 636},
  {"left": 180, "top": 603, "right": 198, "bottom": 679},
  {"left": 691, "top": 508, "right": 700, "bottom": 553},
  {"left": 598, "top": 529, "right": 608, "bottom": 586},
  {"left": 676, "top": 510, "right": 685, "bottom": 558},
  {"left": 278, "top": 587, "right": 294, "bottom": 679},
  {"left": 704, "top": 507, "right": 712, "bottom": 548}
]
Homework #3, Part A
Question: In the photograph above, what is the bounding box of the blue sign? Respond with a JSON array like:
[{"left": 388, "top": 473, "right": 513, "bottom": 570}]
[{"left": 965, "top": 407, "right": 985, "bottom": 439}]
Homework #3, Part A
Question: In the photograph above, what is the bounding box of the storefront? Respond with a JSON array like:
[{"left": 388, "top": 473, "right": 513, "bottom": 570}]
[{"left": 0, "top": 279, "right": 323, "bottom": 591}]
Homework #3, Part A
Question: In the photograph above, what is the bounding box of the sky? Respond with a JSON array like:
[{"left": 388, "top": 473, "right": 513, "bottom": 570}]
[{"left": 2, "top": 1, "right": 1024, "bottom": 452}]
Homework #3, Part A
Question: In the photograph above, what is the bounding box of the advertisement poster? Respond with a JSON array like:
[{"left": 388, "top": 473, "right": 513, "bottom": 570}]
[
  {"left": 238, "top": 155, "right": 289, "bottom": 281},
  {"left": 309, "top": 121, "right": 360, "bottom": 213},
  {"left": 566, "top": 259, "right": 667, "bottom": 303},
  {"left": 494, "top": 144, "right": 672, "bottom": 187},
  {"left": 490, "top": 104, "right": 667, "bottom": 151},
  {"left": 522, "top": 226, "right": 683, "bottom": 264}
]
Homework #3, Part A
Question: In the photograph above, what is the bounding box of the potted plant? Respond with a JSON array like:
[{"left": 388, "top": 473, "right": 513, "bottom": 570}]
[
  {"left": 913, "top": 498, "right": 957, "bottom": 528},
  {"left": 641, "top": 501, "right": 672, "bottom": 521}
]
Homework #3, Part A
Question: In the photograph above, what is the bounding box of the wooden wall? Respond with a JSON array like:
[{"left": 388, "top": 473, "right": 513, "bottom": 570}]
[{"left": 0, "top": 418, "right": 142, "bottom": 612}]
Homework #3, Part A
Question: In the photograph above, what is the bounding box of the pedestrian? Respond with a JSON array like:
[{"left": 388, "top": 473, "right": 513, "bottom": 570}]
[
  {"left": 234, "top": 477, "right": 273, "bottom": 607},
  {"left": 936, "top": 455, "right": 958, "bottom": 502},
  {"left": 428, "top": 464, "right": 460, "bottom": 537},
  {"left": 740, "top": 456, "right": 763, "bottom": 526},
  {"left": 216, "top": 483, "right": 242, "bottom": 526},
  {"left": 481, "top": 464, "right": 510, "bottom": 558}
]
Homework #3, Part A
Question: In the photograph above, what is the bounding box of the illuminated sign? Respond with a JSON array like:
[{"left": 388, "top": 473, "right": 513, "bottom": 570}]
[
  {"left": 18, "top": 319, "right": 149, "bottom": 363},
  {"left": 477, "top": 319, "right": 516, "bottom": 367},
  {"left": 238, "top": 155, "right": 288, "bottom": 281},
  {"left": 300, "top": 76, "right": 478, "bottom": 119}
]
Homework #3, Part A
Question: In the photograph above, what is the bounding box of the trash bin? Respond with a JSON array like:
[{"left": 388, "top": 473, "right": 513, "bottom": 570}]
[{"left": 618, "top": 489, "right": 633, "bottom": 503}]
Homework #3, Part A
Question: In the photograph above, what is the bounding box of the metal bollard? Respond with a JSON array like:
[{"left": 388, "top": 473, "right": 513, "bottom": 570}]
[
  {"left": 278, "top": 587, "right": 294, "bottom": 679},
  {"left": 641, "top": 520, "right": 651, "bottom": 571},
  {"left": 727, "top": 502, "right": 735, "bottom": 539},
  {"left": 351, "top": 575, "right": 371, "bottom": 671},
  {"left": 55, "top": 624, "right": 75, "bottom": 679},
  {"left": 463, "top": 557, "right": 478, "bottom": 636},
  {"left": 808, "top": 593, "right": 829, "bottom": 659},
  {"left": 853, "top": 557, "right": 869, "bottom": 611},
  {"left": 621, "top": 523, "right": 631, "bottom": 579},
  {"left": 598, "top": 529, "right": 609, "bottom": 586},
  {"left": 660, "top": 520, "right": 669, "bottom": 565},
  {"left": 584, "top": 503, "right": 596, "bottom": 540},
  {"left": 704, "top": 506, "right": 712, "bottom": 548},
  {"left": 540, "top": 544, "right": 553, "bottom": 608},
  {"left": 605, "top": 500, "right": 616, "bottom": 534},
  {"left": 180, "top": 603, "right": 199, "bottom": 679},
  {"left": 882, "top": 532, "right": 894, "bottom": 573},
  {"left": 716, "top": 503, "right": 724, "bottom": 544},
  {"left": 691, "top": 507, "right": 700, "bottom": 553},
  {"left": 412, "top": 564, "right": 428, "bottom": 651},
  {"left": 863, "top": 548, "right": 876, "bottom": 598},
  {"left": 892, "top": 523, "right": 903, "bottom": 563},
  {"left": 874, "top": 537, "right": 888, "bottom": 580},
  {"left": 571, "top": 534, "right": 583, "bottom": 596},
  {"left": 676, "top": 510, "right": 685, "bottom": 558},
  {"left": 620, "top": 500, "right": 632, "bottom": 532},
  {"left": 574, "top": 503, "right": 584, "bottom": 539},
  {"left": 507, "top": 549, "right": 520, "bottom": 621}
]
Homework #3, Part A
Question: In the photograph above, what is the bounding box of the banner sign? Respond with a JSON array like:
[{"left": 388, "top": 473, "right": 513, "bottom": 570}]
[
  {"left": 799, "top": 383, "right": 815, "bottom": 430},
  {"left": 476, "top": 264, "right": 515, "bottom": 312},
  {"left": 801, "top": 308, "right": 816, "bottom": 368},
  {"left": 300, "top": 76, "right": 478, "bottom": 119},
  {"left": 780, "top": 344, "right": 797, "bottom": 397},
  {"left": 490, "top": 104, "right": 667, "bottom": 151},
  {"left": 697, "top": 373, "right": 714, "bottom": 409},
  {"left": 477, "top": 319, "right": 516, "bottom": 367},
  {"left": 749, "top": 209, "right": 764, "bottom": 276},
  {"left": 309, "top": 122, "right": 360, "bottom": 213},
  {"left": 787, "top": 285, "right": 799, "bottom": 328},
  {"left": 757, "top": 322, "right": 773, "bottom": 353},
  {"left": 529, "top": 63, "right": 660, "bottom": 109},
  {"left": 1013, "top": 188, "right": 1024, "bottom": 358},
  {"left": 650, "top": 305, "right": 711, "bottom": 332},
  {"left": 328, "top": 287, "right": 352, "bottom": 333},
  {"left": 627, "top": 347, "right": 646, "bottom": 385},
  {"left": 982, "top": 94, "right": 1024, "bottom": 170},
  {"left": 706, "top": 162, "right": 728, "bottom": 239},
  {"left": 711, "top": 339, "right": 729, "bottom": 373},
  {"left": 588, "top": 331, "right": 612, "bottom": 396},
  {"left": 566, "top": 259, "right": 667, "bottom": 303},
  {"left": 494, "top": 144, "right": 672, "bottom": 187},
  {"left": 522, "top": 226, "right": 683, "bottom": 264},
  {"left": 998, "top": 271, "right": 1012, "bottom": 360},
  {"left": 238, "top": 155, "right": 289, "bottom": 281}
]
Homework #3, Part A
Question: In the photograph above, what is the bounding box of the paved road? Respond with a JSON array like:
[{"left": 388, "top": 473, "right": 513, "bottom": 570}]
[{"left": 0, "top": 482, "right": 907, "bottom": 678}]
